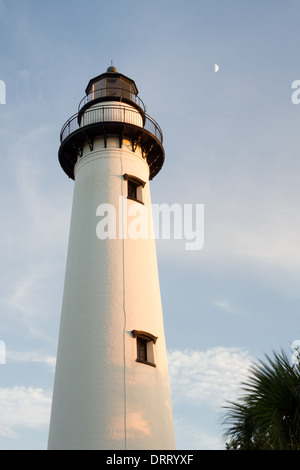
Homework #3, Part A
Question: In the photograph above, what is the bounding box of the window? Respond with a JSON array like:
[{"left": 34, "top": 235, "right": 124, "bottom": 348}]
[
  {"left": 91, "top": 79, "right": 104, "bottom": 100},
  {"left": 132, "top": 330, "right": 157, "bottom": 367},
  {"left": 128, "top": 179, "right": 139, "bottom": 201},
  {"left": 120, "top": 77, "right": 132, "bottom": 101},
  {"left": 105, "top": 77, "right": 120, "bottom": 97},
  {"left": 137, "top": 337, "right": 147, "bottom": 363},
  {"left": 123, "top": 174, "right": 146, "bottom": 204}
]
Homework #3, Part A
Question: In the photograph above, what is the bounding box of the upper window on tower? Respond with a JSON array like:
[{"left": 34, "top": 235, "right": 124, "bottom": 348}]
[
  {"left": 128, "top": 179, "right": 139, "bottom": 201},
  {"left": 123, "top": 174, "right": 146, "bottom": 204}
]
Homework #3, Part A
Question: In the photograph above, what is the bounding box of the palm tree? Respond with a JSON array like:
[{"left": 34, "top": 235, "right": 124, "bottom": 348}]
[{"left": 222, "top": 350, "right": 300, "bottom": 450}]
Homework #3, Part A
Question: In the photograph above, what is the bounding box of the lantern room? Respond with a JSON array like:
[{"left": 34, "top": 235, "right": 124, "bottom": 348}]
[{"left": 79, "top": 66, "right": 145, "bottom": 114}]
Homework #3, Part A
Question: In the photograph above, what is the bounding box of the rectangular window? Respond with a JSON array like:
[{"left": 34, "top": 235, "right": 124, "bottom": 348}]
[
  {"left": 124, "top": 174, "right": 145, "bottom": 204},
  {"left": 128, "top": 179, "right": 139, "bottom": 201},
  {"left": 91, "top": 79, "right": 105, "bottom": 100},
  {"left": 121, "top": 79, "right": 132, "bottom": 101},
  {"left": 137, "top": 337, "right": 147, "bottom": 363},
  {"left": 105, "top": 77, "right": 120, "bottom": 97},
  {"left": 132, "top": 330, "right": 157, "bottom": 367}
]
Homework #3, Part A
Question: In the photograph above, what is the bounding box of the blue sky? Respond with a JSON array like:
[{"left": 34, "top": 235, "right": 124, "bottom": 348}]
[{"left": 1, "top": 0, "right": 300, "bottom": 449}]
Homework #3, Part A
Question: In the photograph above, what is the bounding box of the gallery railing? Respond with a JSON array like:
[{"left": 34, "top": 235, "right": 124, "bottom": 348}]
[{"left": 60, "top": 104, "right": 163, "bottom": 145}]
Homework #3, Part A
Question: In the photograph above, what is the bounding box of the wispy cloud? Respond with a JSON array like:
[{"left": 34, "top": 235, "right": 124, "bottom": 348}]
[
  {"left": 0, "top": 386, "right": 51, "bottom": 438},
  {"left": 7, "top": 350, "right": 56, "bottom": 369},
  {"left": 0, "top": 125, "right": 71, "bottom": 339},
  {"left": 168, "top": 347, "right": 252, "bottom": 409},
  {"left": 168, "top": 347, "right": 254, "bottom": 449},
  {"left": 2, "top": 259, "right": 62, "bottom": 342},
  {"left": 212, "top": 300, "right": 236, "bottom": 314}
]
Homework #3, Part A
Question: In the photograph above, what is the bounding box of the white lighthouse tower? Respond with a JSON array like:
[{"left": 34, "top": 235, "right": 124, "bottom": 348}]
[{"left": 48, "top": 66, "right": 176, "bottom": 450}]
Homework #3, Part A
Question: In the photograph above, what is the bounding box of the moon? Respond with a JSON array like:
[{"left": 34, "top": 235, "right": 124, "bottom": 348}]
[{"left": 214, "top": 64, "right": 219, "bottom": 72}]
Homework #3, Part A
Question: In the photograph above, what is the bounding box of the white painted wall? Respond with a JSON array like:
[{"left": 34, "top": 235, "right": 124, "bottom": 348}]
[{"left": 48, "top": 130, "right": 175, "bottom": 449}]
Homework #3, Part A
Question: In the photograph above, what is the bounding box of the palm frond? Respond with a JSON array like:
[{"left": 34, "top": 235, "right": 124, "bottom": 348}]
[{"left": 222, "top": 349, "right": 300, "bottom": 450}]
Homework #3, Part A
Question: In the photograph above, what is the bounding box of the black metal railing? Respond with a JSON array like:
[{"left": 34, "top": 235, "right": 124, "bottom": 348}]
[
  {"left": 78, "top": 87, "right": 146, "bottom": 113},
  {"left": 60, "top": 104, "right": 163, "bottom": 145}
]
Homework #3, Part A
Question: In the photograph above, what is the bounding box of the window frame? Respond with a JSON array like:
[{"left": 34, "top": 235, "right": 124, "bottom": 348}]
[
  {"left": 123, "top": 174, "right": 146, "bottom": 204},
  {"left": 127, "top": 179, "right": 139, "bottom": 201},
  {"left": 132, "top": 330, "right": 157, "bottom": 368}
]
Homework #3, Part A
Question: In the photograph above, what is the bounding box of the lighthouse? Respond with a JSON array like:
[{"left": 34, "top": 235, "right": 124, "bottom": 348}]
[{"left": 47, "top": 66, "right": 176, "bottom": 450}]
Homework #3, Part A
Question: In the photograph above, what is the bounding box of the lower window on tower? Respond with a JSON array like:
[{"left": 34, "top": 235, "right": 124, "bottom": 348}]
[
  {"left": 132, "top": 330, "right": 157, "bottom": 367},
  {"left": 137, "top": 337, "right": 148, "bottom": 362}
]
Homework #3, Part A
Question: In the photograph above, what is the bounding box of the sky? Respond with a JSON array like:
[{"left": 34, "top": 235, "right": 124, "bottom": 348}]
[{"left": 1, "top": 0, "right": 300, "bottom": 450}]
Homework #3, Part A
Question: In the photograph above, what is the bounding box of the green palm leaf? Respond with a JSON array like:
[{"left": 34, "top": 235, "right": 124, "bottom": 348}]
[{"left": 222, "top": 350, "right": 300, "bottom": 450}]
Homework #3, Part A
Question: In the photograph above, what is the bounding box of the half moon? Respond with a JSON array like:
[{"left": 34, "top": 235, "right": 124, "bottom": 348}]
[{"left": 214, "top": 64, "right": 219, "bottom": 72}]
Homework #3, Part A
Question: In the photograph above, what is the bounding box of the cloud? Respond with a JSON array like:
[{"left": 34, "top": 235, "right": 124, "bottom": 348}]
[
  {"left": 0, "top": 425, "right": 18, "bottom": 439},
  {"left": 7, "top": 273, "right": 37, "bottom": 314},
  {"left": 12, "top": 129, "right": 71, "bottom": 251},
  {"left": 19, "top": 69, "right": 31, "bottom": 83},
  {"left": 0, "top": 125, "right": 71, "bottom": 338},
  {"left": 7, "top": 350, "right": 56, "bottom": 369},
  {"left": 5, "top": 261, "right": 56, "bottom": 314},
  {"left": 211, "top": 300, "right": 236, "bottom": 314},
  {"left": 167, "top": 347, "right": 254, "bottom": 449},
  {"left": 168, "top": 347, "right": 253, "bottom": 409},
  {"left": 1, "top": 259, "right": 63, "bottom": 342},
  {"left": 0, "top": 386, "right": 51, "bottom": 438}
]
